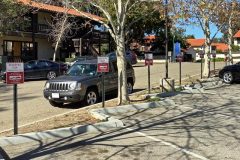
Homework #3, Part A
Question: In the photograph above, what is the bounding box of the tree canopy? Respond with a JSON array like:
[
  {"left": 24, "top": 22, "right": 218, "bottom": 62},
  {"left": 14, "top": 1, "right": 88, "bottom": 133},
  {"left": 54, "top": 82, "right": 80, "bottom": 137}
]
[{"left": 0, "top": 0, "right": 29, "bottom": 34}]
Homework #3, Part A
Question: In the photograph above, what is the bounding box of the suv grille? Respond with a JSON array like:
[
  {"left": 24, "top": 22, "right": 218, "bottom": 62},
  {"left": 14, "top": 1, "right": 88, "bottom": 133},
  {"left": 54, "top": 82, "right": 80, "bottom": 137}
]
[{"left": 49, "top": 82, "right": 70, "bottom": 91}]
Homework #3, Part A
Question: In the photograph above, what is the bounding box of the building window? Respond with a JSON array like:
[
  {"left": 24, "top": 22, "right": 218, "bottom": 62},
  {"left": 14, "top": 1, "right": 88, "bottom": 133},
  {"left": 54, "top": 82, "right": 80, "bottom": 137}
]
[
  {"left": 3, "top": 41, "right": 13, "bottom": 56},
  {"left": 22, "top": 42, "right": 34, "bottom": 57},
  {"left": 3, "top": 40, "right": 36, "bottom": 61}
]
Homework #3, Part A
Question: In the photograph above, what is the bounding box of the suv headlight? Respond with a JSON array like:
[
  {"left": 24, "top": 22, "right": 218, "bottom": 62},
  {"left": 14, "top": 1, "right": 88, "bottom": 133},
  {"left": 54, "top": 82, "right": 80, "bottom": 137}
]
[
  {"left": 69, "top": 82, "right": 77, "bottom": 90},
  {"left": 75, "top": 83, "right": 81, "bottom": 90},
  {"left": 44, "top": 82, "right": 50, "bottom": 89}
]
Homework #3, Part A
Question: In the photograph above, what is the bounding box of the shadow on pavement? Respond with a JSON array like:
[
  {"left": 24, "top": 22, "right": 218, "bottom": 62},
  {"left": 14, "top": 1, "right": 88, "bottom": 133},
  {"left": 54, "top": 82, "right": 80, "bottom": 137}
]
[{"left": 4, "top": 86, "right": 240, "bottom": 159}]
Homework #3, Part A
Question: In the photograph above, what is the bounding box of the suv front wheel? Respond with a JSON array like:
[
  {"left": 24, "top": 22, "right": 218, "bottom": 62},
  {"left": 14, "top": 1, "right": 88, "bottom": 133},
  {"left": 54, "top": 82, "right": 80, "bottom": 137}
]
[{"left": 84, "top": 88, "right": 99, "bottom": 106}]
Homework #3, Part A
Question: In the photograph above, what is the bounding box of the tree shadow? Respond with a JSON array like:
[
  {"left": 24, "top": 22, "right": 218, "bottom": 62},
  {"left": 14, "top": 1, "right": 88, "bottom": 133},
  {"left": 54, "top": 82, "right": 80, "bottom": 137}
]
[{"left": 3, "top": 85, "right": 240, "bottom": 160}]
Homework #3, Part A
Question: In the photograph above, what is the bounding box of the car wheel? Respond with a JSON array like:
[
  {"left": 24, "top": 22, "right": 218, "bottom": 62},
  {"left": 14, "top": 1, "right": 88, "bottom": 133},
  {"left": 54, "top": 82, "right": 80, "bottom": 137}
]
[
  {"left": 84, "top": 89, "right": 98, "bottom": 106},
  {"left": 47, "top": 71, "right": 57, "bottom": 80},
  {"left": 223, "top": 71, "right": 233, "bottom": 84},
  {"left": 49, "top": 100, "right": 63, "bottom": 107},
  {"left": 127, "top": 81, "right": 133, "bottom": 94}
]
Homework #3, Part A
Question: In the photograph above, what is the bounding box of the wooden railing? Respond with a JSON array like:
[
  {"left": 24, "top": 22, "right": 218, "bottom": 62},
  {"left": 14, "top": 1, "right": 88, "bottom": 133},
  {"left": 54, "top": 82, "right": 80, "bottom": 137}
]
[{"left": 38, "top": 24, "right": 51, "bottom": 33}]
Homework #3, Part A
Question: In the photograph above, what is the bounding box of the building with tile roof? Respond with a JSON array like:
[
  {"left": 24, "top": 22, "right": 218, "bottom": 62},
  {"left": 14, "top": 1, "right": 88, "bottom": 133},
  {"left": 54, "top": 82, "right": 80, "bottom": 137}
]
[
  {"left": 186, "top": 38, "right": 228, "bottom": 61},
  {"left": 0, "top": 0, "right": 109, "bottom": 63},
  {"left": 17, "top": 0, "right": 104, "bottom": 22},
  {"left": 233, "top": 30, "right": 240, "bottom": 47}
]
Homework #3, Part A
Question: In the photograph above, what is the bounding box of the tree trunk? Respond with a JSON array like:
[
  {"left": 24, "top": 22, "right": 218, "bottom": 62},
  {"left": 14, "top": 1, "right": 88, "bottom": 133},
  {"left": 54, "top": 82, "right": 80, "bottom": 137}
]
[
  {"left": 203, "top": 18, "right": 211, "bottom": 77},
  {"left": 53, "top": 14, "right": 68, "bottom": 62},
  {"left": 228, "top": 13, "right": 233, "bottom": 65},
  {"left": 53, "top": 40, "right": 60, "bottom": 62},
  {"left": 116, "top": 35, "right": 129, "bottom": 105}
]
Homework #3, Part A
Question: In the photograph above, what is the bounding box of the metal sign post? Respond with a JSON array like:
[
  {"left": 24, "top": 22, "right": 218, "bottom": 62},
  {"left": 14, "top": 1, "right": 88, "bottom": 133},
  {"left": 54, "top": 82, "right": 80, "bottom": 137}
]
[
  {"left": 97, "top": 57, "right": 109, "bottom": 108},
  {"left": 199, "top": 52, "right": 204, "bottom": 79},
  {"left": 201, "top": 59, "right": 203, "bottom": 79},
  {"left": 101, "top": 73, "right": 105, "bottom": 107},
  {"left": 212, "top": 52, "right": 216, "bottom": 75},
  {"left": 177, "top": 54, "right": 183, "bottom": 85},
  {"left": 13, "top": 84, "right": 18, "bottom": 135},
  {"left": 145, "top": 53, "right": 153, "bottom": 94},
  {"left": 6, "top": 62, "right": 24, "bottom": 135}
]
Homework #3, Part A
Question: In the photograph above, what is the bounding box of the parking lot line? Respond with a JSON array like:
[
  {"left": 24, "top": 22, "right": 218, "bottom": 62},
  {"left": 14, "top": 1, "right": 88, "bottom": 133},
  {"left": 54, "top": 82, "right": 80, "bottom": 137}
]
[{"left": 126, "top": 127, "right": 209, "bottom": 160}]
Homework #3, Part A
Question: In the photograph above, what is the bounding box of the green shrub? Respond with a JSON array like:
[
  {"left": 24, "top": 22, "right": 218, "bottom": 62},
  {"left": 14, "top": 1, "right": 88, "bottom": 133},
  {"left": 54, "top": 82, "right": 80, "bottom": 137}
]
[
  {"left": 211, "top": 58, "right": 224, "bottom": 62},
  {"left": 231, "top": 45, "right": 240, "bottom": 52}
]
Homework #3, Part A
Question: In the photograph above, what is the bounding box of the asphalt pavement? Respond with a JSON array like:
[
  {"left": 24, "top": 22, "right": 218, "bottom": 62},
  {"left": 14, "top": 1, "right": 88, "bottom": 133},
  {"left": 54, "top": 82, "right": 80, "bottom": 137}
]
[{"left": 1, "top": 78, "right": 240, "bottom": 160}]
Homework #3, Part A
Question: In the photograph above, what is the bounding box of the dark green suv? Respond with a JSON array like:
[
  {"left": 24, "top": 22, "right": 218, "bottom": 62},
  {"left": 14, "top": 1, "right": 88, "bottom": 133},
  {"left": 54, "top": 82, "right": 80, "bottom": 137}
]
[{"left": 43, "top": 58, "right": 135, "bottom": 107}]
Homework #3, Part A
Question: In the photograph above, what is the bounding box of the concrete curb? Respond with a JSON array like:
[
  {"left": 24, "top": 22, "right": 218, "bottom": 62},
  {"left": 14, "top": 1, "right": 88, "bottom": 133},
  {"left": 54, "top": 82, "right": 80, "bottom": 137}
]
[
  {"left": 90, "top": 99, "right": 176, "bottom": 118},
  {"left": 0, "top": 120, "right": 123, "bottom": 147},
  {"left": 137, "top": 60, "right": 165, "bottom": 64}
]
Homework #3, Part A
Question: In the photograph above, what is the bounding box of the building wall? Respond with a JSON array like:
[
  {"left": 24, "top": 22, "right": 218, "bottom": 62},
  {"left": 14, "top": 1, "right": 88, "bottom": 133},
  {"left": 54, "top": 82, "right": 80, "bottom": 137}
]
[
  {"left": 234, "top": 38, "right": 240, "bottom": 46},
  {"left": 37, "top": 38, "right": 56, "bottom": 60},
  {"left": 38, "top": 12, "right": 52, "bottom": 25},
  {"left": 0, "top": 35, "right": 58, "bottom": 60},
  {"left": 186, "top": 47, "right": 196, "bottom": 59}
]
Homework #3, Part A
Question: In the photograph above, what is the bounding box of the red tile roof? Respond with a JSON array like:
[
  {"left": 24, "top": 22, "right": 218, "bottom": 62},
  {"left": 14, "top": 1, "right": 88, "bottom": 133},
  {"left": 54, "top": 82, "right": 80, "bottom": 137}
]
[
  {"left": 186, "top": 39, "right": 205, "bottom": 47},
  {"left": 187, "top": 39, "right": 228, "bottom": 52},
  {"left": 233, "top": 30, "right": 240, "bottom": 38},
  {"left": 212, "top": 43, "right": 228, "bottom": 52},
  {"left": 17, "top": 0, "right": 104, "bottom": 22}
]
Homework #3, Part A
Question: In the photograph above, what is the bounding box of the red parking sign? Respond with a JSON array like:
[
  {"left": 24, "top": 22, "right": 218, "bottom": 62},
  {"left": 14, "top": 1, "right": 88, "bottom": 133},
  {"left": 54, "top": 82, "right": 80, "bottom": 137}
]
[
  {"left": 145, "top": 53, "right": 153, "bottom": 66},
  {"left": 177, "top": 54, "right": 183, "bottom": 62},
  {"left": 6, "top": 72, "right": 24, "bottom": 84},
  {"left": 97, "top": 57, "right": 109, "bottom": 72},
  {"left": 6, "top": 63, "right": 24, "bottom": 84}
]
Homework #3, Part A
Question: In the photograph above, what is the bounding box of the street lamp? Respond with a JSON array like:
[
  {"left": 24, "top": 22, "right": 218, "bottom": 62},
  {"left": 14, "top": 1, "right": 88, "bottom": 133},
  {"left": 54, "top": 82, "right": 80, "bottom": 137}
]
[
  {"left": 165, "top": 0, "right": 168, "bottom": 78},
  {"left": 72, "top": 38, "right": 82, "bottom": 57}
]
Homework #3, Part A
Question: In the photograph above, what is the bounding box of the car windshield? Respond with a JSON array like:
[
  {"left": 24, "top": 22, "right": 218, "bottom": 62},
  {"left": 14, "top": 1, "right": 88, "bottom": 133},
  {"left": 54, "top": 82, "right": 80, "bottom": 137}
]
[{"left": 66, "top": 63, "right": 97, "bottom": 76}]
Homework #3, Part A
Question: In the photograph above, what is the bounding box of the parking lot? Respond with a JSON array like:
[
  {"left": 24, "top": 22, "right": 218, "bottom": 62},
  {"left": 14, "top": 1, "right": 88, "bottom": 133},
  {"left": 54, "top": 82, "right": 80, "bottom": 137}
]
[
  {"left": 0, "top": 62, "right": 225, "bottom": 133},
  {"left": 2, "top": 82, "right": 240, "bottom": 159}
]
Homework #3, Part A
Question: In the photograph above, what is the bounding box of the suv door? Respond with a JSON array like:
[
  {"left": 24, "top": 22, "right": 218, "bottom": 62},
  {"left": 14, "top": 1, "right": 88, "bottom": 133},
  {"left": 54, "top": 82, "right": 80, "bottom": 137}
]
[
  {"left": 103, "top": 61, "right": 117, "bottom": 92},
  {"left": 111, "top": 60, "right": 118, "bottom": 90}
]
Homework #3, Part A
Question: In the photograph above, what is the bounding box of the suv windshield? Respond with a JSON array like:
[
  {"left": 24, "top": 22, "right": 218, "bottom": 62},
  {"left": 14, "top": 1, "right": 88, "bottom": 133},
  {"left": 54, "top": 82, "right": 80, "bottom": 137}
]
[{"left": 66, "top": 63, "right": 97, "bottom": 76}]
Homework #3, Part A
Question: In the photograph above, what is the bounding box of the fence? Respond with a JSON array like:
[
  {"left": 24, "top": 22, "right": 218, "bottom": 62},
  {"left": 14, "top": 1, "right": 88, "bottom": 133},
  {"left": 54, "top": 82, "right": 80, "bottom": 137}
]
[{"left": 0, "top": 56, "right": 23, "bottom": 72}]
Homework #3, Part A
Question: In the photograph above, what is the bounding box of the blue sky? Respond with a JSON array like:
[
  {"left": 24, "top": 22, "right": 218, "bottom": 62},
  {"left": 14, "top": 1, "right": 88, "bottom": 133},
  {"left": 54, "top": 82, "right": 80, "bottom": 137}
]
[{"left": 183, "top": 24, "right": 223, "bottom": 39}]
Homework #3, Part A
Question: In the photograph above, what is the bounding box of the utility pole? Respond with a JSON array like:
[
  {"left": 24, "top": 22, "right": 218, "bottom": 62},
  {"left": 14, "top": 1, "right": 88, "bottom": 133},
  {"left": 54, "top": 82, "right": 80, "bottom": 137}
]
[{"left": 165, "top": 0, "right": 168, "bottom": 78}]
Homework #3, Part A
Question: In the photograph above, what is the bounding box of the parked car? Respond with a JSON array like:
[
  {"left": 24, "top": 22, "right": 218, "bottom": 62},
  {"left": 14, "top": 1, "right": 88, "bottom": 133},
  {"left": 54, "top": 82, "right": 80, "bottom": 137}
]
[
  {"left": 219, "top": 62, "right": 240, "bottom": 84},
  {"left": 66, "top": 56, "right": 97, "bottom": 66},
  {"left": 106, "top": 51, "right": 137, "bottom": 64},
  {"left": 43, "top": 57, "right": 135, "bottom": 107},
  {"left": 0, "top": 59, "right": 68, "bottom": 82}
]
